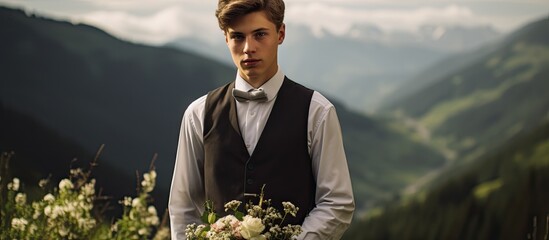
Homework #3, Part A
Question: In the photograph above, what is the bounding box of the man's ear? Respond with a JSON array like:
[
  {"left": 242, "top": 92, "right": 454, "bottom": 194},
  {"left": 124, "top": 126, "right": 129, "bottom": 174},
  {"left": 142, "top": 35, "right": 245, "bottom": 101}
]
[
  {"left": 278, "top": 23, "right": 286, "bottom": 45},
  {"left": 225, "top": 31, "right": 229, "bottom": 44}
]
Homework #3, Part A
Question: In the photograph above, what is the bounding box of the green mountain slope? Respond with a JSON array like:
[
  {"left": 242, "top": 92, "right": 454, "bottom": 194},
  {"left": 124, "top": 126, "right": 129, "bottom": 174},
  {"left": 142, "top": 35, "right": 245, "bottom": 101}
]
[
  {"left": 343, "top": 120, "right": 549, "bottom": 240},
  {"left": 384, "top": 16, "right": 549, "bottom": 161},
  {"left": 333, "top": 102, "right": 444, "bottom": 210},
  {"left": 0, "top": 6, "right": 445, "bottom": 213}
]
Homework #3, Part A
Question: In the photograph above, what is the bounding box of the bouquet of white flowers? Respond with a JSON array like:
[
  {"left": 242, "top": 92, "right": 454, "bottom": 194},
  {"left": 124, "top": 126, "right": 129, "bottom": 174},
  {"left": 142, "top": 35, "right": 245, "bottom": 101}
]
[{"left": 185, "top": 186, "right": 302, "bottom": 240}]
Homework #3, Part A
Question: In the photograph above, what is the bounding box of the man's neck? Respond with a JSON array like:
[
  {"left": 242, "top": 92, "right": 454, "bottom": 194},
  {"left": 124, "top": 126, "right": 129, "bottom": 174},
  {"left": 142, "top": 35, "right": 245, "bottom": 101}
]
[{"left": 240, "top": 67, "right": 279, "bottom": 88}]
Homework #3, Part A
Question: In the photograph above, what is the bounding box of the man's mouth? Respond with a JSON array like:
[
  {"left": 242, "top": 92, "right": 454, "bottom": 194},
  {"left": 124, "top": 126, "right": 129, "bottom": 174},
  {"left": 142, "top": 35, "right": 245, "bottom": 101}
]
[{"left": 242, "top": 58, "right": 261, "bottom": 67}]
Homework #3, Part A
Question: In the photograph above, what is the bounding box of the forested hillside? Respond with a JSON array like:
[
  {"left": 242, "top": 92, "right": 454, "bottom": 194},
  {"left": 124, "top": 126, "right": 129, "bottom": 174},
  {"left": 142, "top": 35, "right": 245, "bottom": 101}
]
[{"left": 344, "top": 120, "right": 549, "bottom": 240}]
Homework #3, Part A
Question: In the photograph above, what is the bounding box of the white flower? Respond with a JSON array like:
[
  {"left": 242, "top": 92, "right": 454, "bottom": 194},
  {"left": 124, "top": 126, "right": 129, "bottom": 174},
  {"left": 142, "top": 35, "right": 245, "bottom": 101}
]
[
  {"left": 33, "top": 203, "right": 42, "bottom": 219},
  {"left": 51, "top": 206, "right": 65, "bottom": 219},
  {"left": 70, "top": 168, "right": 83, "bottom": 176},
  {"left": 38, "top": 178, "right": 49, "bottom": 188},
  {"left": 138, "top": 227, "right": 149, "bottom": 236},
  {"left": 148, "top": 206, "right": 157, "bottom": 215},
  {"left": 58, "top": 226, "right": 69, "bottom": 236},
  {"left": 29, "top": 224, "right": 37, "bottom": 234},
  {"left": 122, "top": 197, "right": 132, "bottom": 206},
  {"left": 111, "top": 223, "right": 119, "bottom": 232},
  {"left": 44, "top": 193, "right": 55, "bottom": 202},
  {"left": 15, "top": 193, "right": 26, "bottom": 206},
  {"left": 81, "top": 179, "right": 95, "bottom": 196},
  {"left": 240, "top": 215, "right": 265, "bottom": 239},
  {"left": 141, "top": 171, "right": 156, "bottom": 193},
  {"left": 8, "top": 178, "right": 20, "bottom": 191},
  {"left": 59, "top": 179, "right": 73, "bottom": 191},
  {"left": 132, "top": 198, "right": 142, "bottom": 208},
  {"left": 224, "top": 200, "right": 242, "bottom": 212},
  {"left": 282, "top": 201, "right": 299, "bottom": 217},
  {"left": 250, "top": 235, "right": 267, "bottom": 240},
  {"left": 44, "top": 206, "right": 52, "bottom": 217},
  {"left": 11, "top": 218, "right": 28, "bottom": 231}
]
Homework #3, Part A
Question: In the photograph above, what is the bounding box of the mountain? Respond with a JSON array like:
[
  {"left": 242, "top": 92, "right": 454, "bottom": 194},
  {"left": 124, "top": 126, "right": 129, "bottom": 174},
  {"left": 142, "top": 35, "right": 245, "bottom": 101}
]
[
  {"left": 339, "top": 16, "right": 549, "bottom": 240},
  {"left": 347, "top": 23, "right": 501, "bottom": 53},
  {"left": 382, "top": 16, "right": 549, "bottom": 163},
  {"left": 343, "top": 120, "right": 549, "bottom": 240},
  {"left": 0, "top": 6, "right": 446, "bottom": 213},
  {"left": 168, "top": 24, "right": 501, "bottom": 113}
]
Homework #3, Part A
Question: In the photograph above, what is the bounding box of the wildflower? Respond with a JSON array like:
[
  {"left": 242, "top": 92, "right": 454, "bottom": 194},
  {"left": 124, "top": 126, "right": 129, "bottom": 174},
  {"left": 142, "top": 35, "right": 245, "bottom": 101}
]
[
  {"left": 132, "top": 198, "right": 143, "bottom": 208},
  {"left": 58, "top": 226, "right": 69, "bottom": 237},
  {"left": 224, "top": 200, "right": 242, "bottom": 212},
  {"left": 138, "top": 227, "right": 149, "bottom": 236},
  {"left": 15, "top": 193, "right": 26, "bottom": 206},
  {"left": 148, "top": 205, "right": 157, "bottom": 215},
  {"left": 282, "top": 201, "right": 299, "bottom": 217},
  {"left": 39, "top": 178, "right": 49, "bottom": 188},
  {"left": 7, "top": 178, "right": 20, "bottom": 191},
  {"left": 29, "top": 224, "right": 38, "bottom": 235},
  {"left": 11, "top": 218, "right": 28, "bottom": 231},
  {"left": 121, "top": 196, "right": 132, "bottom": 206},
  {"left": 141, "top": 170, "right": 156, "bottom": 193},
  {"left": 70, "top": 168, "right": 83, "bottom": 177},
  {"left": 32, "top": 202, "right": 42, "bottom": 219},
  {"left": 44, "top": 193, "right": 55, "bottom": 202},
  {"left": 81, "top": 179, "right": 95, "bottom": 196},
  {"left": 51, "top": 206, "right": 65, "bottom": 219},
  {"left": 59, "top": 179, "right": 74, "bottom": 191},
  {"left": 44, "top": 206, "right": 52, "bottom": 217}
]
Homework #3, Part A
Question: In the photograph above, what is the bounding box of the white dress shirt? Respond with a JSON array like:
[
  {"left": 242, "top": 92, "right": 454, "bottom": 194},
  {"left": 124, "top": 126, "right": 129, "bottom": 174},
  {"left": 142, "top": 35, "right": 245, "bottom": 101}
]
[{"left": 169, "top": 68, "right": 355, "bottom": 240}]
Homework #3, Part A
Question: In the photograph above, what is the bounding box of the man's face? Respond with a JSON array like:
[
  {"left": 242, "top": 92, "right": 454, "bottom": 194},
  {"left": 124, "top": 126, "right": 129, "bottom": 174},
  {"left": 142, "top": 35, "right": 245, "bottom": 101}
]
[{"left": 225, "top": 11, "right": 285, "bottom": 85}]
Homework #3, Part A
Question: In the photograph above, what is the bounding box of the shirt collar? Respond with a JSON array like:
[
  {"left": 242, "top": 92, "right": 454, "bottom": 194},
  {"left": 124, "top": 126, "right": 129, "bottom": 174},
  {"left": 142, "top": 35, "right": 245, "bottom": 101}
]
[{"left": 235, "top": 68, "right": 285, "bottom": 102}]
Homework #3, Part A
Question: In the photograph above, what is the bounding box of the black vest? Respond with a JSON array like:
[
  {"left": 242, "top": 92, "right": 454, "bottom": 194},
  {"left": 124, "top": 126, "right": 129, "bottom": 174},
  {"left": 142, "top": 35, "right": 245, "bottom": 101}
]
[{"left": 203, "top": 77, "right": 315, "bottom": 224}]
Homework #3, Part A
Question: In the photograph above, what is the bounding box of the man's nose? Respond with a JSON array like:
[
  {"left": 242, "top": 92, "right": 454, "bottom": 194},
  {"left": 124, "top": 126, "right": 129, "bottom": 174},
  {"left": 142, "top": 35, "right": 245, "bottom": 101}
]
[{"left": 243, "top": 37, "right": 256, "bottom": 54}]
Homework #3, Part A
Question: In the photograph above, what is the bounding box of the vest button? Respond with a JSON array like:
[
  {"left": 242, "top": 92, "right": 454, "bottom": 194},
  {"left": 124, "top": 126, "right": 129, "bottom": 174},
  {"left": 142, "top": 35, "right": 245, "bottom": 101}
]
[
  {"left": 247, "top": 178, "right": 254, "bottom": 185},
  {"left": 247, "top": 163, "right": 254, "bottom": 170}
]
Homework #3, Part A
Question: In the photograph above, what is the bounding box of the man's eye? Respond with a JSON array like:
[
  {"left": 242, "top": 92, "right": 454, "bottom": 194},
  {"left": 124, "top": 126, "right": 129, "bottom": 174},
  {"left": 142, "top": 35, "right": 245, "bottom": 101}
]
[
  {"left": 255, "top": 32, "right": 267, "bottom": 38},
  {"left": 231, "top": 35, "right": 244, "bottom": 41}
]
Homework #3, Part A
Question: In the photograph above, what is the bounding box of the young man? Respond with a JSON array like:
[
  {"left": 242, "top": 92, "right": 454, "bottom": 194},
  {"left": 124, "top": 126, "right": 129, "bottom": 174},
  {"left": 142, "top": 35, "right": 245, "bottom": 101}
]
[{"left": 168, "top": 0, "right": 354, "bottom": 239}]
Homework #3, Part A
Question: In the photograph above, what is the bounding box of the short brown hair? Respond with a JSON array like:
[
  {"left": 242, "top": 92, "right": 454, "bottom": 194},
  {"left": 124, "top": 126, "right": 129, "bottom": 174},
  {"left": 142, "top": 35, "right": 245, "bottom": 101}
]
[{"left": 215, "top": 0, "right": 285, "bottom": 32}]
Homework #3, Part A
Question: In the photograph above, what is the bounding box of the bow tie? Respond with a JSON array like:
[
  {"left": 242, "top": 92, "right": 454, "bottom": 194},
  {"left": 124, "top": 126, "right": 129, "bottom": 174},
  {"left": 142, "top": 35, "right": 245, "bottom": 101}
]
[{"left": 232, "top": 88, "right": 268, "bottom": 102}]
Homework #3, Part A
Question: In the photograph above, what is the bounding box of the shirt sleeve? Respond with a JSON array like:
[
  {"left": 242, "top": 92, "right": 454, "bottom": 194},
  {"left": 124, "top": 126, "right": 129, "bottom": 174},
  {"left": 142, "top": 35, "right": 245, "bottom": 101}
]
[
  {"left": 298, "top": 92, "right": 355, "bottom": 240},
  {"left": 168, "top": 96, "right": 207, "bottom": 240}
]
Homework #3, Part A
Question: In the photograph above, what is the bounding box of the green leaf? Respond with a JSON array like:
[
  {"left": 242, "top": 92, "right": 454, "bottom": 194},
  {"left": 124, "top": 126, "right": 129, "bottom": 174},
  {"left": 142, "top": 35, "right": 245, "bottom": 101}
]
[
  {"left": 208, "top": 212, "right": 217, "bottom": 224},
  {"left": 200, "top": 212, "right": 209, "bottom": 224},
  {"left": 235, "top": 211, "right": 244, "bottom": 221}
]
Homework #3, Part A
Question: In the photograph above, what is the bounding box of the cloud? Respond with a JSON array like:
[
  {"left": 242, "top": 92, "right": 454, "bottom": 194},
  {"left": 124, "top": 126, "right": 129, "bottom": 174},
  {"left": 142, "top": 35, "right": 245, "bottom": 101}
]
[
  {"left": 74, "top": 5, "right": 220, "bottom": 45},
  {"left": 70, "top": 2, "right": 488, "bottom": 45},
  {"left": 286, "top": 3, "right": 482, "bottom": 36},
  {"left": 14, "top": 0, "right": 543, "bottom": 45}
]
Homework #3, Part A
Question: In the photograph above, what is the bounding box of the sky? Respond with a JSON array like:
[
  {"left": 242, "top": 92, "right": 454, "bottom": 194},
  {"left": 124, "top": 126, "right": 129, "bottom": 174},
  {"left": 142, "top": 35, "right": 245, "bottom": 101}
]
[{"left": 1, "top": 0, "right": 548, "bottom": 45}]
